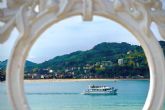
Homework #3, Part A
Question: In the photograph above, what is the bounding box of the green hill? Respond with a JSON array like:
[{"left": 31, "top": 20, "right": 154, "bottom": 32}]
[
  {"left": 1, "top": 41, "right": 165, "bottom": 80},
  {"left": 38, "top": 42, "right": 142, "bottom": 70},
  {"left": 0, "top": 60, "right": 37, "bottom": 70}
]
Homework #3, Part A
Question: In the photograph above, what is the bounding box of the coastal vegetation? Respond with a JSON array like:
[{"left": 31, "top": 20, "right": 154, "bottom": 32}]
[{"left": 0, "top": 41, "right": 165, "bottom": 81}]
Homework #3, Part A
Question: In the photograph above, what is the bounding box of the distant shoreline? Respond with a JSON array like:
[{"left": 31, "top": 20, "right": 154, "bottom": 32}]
[{"left": 24, "top": 78, "right": 149, "bottom": 83}]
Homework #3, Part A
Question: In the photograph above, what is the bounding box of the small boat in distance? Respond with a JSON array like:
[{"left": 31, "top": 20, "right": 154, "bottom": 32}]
[{"left": 82, "top": 85, "right": 118, "bottom": 95}]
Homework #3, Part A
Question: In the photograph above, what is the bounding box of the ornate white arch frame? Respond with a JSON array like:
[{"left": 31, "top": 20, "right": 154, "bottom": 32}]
[{"left": 0, "top": 0, "right": 165, "bottom": 110}]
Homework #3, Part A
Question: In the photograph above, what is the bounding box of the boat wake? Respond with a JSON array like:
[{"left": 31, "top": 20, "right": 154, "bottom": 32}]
[{"left": 26, "top": 92, "right": 79, "bottom": 95}]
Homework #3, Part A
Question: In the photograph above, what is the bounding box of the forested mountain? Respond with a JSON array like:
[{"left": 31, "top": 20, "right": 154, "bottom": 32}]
[
  {"left": 38, "top": 42, "right": 142, "bottom": 70},
  {"left": 0, "top": 41, "right": 165, "bottom": 80},
  {"left": 38, "top": 41, "right": 165, "bottom": 71},
  {"left": 0, "top": 60, "right": 37, "bottom": 70}
]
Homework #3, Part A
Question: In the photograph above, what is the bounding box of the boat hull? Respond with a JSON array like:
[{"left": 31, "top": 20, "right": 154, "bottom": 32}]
[{"left": 82, "top": 90, "right": 118, "bottom": 95}]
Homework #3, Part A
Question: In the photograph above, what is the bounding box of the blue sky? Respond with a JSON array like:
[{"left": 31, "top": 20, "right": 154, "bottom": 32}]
[{"left": 0, "top": 0, "right": 165, "bottom": 63}]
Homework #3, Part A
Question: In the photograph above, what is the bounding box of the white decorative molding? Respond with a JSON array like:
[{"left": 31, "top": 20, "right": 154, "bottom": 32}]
[{"left": 0, "top": 0, "right": 165, "bottom": 110}]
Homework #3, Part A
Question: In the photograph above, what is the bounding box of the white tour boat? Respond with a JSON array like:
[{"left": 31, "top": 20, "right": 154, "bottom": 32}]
[{"left": 82, "top": 85, "right": 118, "bottom": 95}]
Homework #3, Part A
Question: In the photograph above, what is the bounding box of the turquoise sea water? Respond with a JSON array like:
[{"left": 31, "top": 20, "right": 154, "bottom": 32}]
[{"left": 0, "top": 80, "right": 165, "bottom": 110}]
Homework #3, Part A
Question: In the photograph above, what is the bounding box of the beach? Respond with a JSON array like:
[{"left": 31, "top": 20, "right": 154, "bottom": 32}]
[{"left": 24, "top": 78, "right": 149, "bottom": 83}]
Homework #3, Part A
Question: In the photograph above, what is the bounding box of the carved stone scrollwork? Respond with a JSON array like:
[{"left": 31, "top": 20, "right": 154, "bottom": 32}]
[
  {"left": 0, "top": 0, "right": 36, "bottom": 43},
  {"left": 0, "top": 0, "right": 165, "bottom": 110},
  {"left": 0, "top": 0, "right": 165, "bottom": 42}
]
